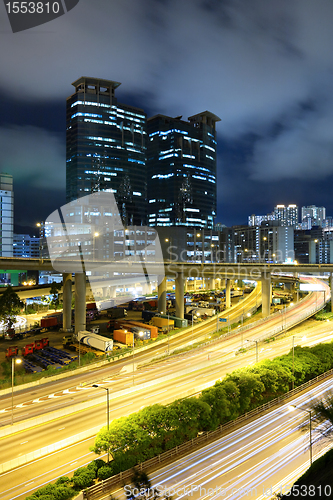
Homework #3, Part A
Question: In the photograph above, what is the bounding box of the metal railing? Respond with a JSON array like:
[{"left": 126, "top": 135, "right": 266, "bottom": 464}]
[{"left": 83, "top": 368, "right": 333, "bottom": 500}]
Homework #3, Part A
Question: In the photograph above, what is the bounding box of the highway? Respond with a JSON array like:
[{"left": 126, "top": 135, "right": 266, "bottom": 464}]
[
  {"left": 0, "top": 276, "right": 331, "bottom": 499},
  {"left": 111, "top": 377, "right": 333, "bottom": 500},
  {"left": 1, "top": 311, "right": 333, "bottom": 498}
]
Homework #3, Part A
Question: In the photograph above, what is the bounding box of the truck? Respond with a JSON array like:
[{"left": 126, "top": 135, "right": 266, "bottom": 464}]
[
  {"left": 124, "top": 321, "right": 159, "bottom": 339},
  {"left": 5, "top": 346, "right": 18, "bottom": 359},
  {"left": 106, "top": 307, "right": 127, "bottom": 319},
  {"left": 113, "top": 329, "right": 133, "bottom": 345},
  {"left": 185, "top": 306, "right": 216, "bottom": 317},
  {"left": 131, "top": 326, "right": 151, "bottom": 340},
  {"left": 142, "top": 310, "right": 156, "bottom": 322},
  {"left": 41, "top": 312, "right": 63, "bottom": 329},
  {"left": 75, "top": 331, "right": 113, "bottom": 353}
]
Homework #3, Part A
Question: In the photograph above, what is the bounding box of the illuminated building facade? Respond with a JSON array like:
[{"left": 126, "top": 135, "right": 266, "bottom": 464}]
[
  {"left": 147, "top": 112, "right": 220, "bottom": 229},
  {"left": 0, "top": 173, "right": 13, "bottom": 257},
  {"left": 66, "top": 77, "right": 147, "bottom": 226}
]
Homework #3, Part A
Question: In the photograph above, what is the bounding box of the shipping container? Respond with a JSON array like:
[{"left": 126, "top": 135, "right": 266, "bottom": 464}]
[
  {"left": 75, "top": 331, "right": 113, "bottom": 353},
  {"left": 159, "top": 315, "right": 188, "bottom": 328},
  {"left": 151, "top": 317, "right": 175, "bottom": 329},
  {"left": 113, "top": 329, "right": 133, "bottom": 345}
]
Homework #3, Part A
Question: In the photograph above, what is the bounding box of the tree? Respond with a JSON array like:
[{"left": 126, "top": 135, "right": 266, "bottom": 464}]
[
  {"left": 0, "top": 285, "right": 24, "bottom": 333},
  {"left": 124, "top": 469, "right": 172, "bottom": 500},
  {"left": 49, "top": 281, "right": 62, "bottom": 311}
]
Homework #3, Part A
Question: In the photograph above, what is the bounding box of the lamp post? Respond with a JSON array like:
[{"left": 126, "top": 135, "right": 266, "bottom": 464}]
[
  {"left": 11, "top": 357, "right": 22, "bottom": 425},
  {"left": 92, "top": 384, "right": 110, "bottom": 462},
  {"left": 289, "top": 405, "right": 312, "bottom": 466}
]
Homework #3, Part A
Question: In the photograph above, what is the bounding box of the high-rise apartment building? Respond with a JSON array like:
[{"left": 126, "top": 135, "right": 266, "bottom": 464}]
[
  {"left": 301, "top": 205, "right": 326, "bottom": 228},
  {"left": 273, "top": 204, "right": 298, "bottom": 227},
  {"left": 66, "top": 77, "right": 147, "bottom": 226},
  {"left": 147, "top": 113, "right": 220, "bottom": 229},
  {"left": 0, "top": 173, "right": 13, "bottom": 257}
]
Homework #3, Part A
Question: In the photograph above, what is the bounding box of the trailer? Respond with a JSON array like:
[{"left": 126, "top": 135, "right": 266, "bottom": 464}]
[
  {"left": 75, "top": 331, "right": 113, "bottom": 353},
  {"left": 113, "top": 329, "right": 133, "bottom": 345},
  {"left": 159, "top": 315, "right": 188, "bottom": 328},
  {"left": 151, "top": 316, "right": 175, "bottom": 330}
]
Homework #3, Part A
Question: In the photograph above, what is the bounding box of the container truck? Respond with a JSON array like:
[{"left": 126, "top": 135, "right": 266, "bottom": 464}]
[
  {"left": 75, "top": 331, "right": 113, "bottom": 353},
  {"left": 124, "top": 321, "right": 158, "bottom": 339},
  {"left": 185, "top": 306, "right": 216, "bottom": 317},
  {"left": 131, "top": 326, "right": 151, "bottom": 340},
  {"left": 142, "top": 310, "right": 156, "bottom": 322},
  {"left": 113, "top": 329, "right": 133, "bottom": 345}
]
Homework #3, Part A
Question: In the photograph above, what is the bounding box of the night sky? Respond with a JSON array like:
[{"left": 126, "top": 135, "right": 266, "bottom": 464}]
[{"left": 1, "top": 0, "right": 333, "bottom": 233}]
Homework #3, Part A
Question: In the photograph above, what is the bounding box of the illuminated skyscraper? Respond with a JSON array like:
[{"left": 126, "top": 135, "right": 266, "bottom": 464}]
[
  {"left": 147, "top": 112, "right": 220, "bottom": 229},
  {"left": 66, "top": 77, "right": 147, "bottom": 225},
  {"left": 0, "top": 173, "right": 13, "bottom": 257}
]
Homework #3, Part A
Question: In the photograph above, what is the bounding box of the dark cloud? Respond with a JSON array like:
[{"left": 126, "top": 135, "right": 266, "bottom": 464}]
[{"left": 1, "top": 0, "right": 333, "bottom": 227}]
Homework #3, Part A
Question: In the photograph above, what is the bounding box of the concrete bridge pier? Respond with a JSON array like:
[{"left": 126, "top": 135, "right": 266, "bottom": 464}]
[
  {"left": 208, "top": 278, "right": 216, "bottom": 290},
  {"left": 261, "top": 271, "right": 271, "bottom": 318},
  {"left": 62, "top": 273, "right": 72, "bottom": 332},
  {"left": 225, "top": 279, "right": 231, "bottom": 308},
  {"left": 75, "top": 273, "right": 86, "bottom": 334},
  {"left": 175, "top": 273, "right": 185, "bottom": 319},
  {"left": 158, "top": 277, "right": 167, "bottom": 314}
]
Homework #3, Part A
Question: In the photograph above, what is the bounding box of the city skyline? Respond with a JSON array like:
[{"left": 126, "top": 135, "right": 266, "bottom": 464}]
[{"left": 1, "top": 1, "right": 333, "bottom": 232}]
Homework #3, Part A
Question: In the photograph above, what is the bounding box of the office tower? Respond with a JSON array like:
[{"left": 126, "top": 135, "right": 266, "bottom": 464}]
[
  {"left": 273, "top": 204, "right": 298, "bottom": 227},
  {"left": 301, "top": 205, "right": 326, "bottom": 228},
  {"left": 0, "top": 173, "right": 13, "bottom": 257},
  {"left": 13, "top": 234, "right": 40, "bottom": 258},
  {"left": 147, "top": 112, "right": 220, "bottom": 229},
  {"left": 66, "top": 77, "right": 147, "bottom": 226}
]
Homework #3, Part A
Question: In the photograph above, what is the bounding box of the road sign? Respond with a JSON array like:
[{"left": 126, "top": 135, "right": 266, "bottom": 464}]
[{"left": 219, "top": 318, "right": 227, "bottom": 322}]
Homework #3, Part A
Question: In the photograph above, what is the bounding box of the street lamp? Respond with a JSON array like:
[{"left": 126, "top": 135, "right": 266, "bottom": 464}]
[
  {"left": 92, "top": 384, "right": 110, "bottom": 463},
  {"left": 11, "top": 357, "right": 22, "bottom": 425},
  {"left": 289, "top": 405, "right": 312, "bottom": 466}
]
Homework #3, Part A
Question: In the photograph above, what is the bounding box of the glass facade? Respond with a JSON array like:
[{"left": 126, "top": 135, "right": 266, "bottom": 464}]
[
  {"left": 147, "top": 112, "right": 220, "bottom": 229},
  {"left": 66, "top": 77, "right": 147, "bottom": 226}
]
